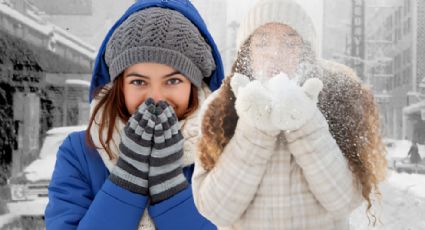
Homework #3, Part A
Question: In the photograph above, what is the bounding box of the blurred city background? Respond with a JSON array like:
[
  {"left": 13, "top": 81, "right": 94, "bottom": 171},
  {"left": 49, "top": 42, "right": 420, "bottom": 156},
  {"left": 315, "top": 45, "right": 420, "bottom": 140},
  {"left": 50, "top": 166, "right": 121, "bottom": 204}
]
[{"left": 0, "top": 0, "right": 424, "bottom": 229}]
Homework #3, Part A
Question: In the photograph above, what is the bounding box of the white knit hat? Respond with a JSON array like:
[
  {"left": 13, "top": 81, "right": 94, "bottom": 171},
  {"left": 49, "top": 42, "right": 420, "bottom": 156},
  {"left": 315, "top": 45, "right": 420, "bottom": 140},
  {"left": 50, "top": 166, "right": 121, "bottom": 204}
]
[{"left": 236, "top": 0, "right": 317, "bottom": 52}]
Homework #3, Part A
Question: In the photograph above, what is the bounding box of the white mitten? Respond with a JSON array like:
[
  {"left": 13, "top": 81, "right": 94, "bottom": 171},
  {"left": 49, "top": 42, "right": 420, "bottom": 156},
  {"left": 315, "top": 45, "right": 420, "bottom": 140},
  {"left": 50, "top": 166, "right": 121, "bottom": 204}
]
[
  {"left": 230, "top": 73, "right": 278, "bottom": 132},
  {"left": 230, "top": 73, "right": 251, "bottom": 95},
  {"left": 266, "top": 73, "right": 323, "bottom": 131}
]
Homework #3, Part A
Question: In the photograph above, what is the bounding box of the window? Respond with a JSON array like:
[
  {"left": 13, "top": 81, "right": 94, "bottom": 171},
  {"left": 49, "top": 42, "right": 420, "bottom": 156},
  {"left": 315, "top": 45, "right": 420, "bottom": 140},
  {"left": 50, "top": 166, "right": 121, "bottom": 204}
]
[
  {"left": 407, "top": 47, "right": 411, "bottom": 63},
  {"left": 394, "top": 73, "right": 399, "bottom": 87},
  {"left": 403, "top": 49, "right": 408, "bottom": 65},
  {"left": 407, "top": 67, "right": 412, "bottom": 85},
  {"left": 385, "top": 61, "right": 393, "bottom": 74},
  {"left": 403, "top": 69, "right": 408, "bottom": 84},
  {"left": 404, "top": 0, "right": 411, "bottom": 15},
  {"left": 403, "top": 21, "right": 408, "bottom": 35},
  {"left": 397, "top": 27, "right": 402, "bottom": 41},
  {"left": 407, "top": 17, "right": 411, "bottom": 34},
  {"left": 385, "top": 15, "right": 393, "bottom": 30},
  {"left": 387, "top": 77, "right": 393, "bottom": 90},
  {"left": 394, "top": 54, "right": 402, "bottom": 70},
  {"left": 404, "top": 0, "right": 408, "bottom": 15},
  {"left": 397, "top": 7, "right": 402, "bottom": 25}
]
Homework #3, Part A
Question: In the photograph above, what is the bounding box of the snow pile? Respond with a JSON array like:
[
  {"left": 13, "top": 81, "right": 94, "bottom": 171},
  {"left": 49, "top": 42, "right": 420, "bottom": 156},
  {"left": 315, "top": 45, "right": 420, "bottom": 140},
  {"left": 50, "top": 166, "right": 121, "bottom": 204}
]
[
  {"left": 0, "top": 213, "right": 19, "bottom": 229},
  {"left": 24, "top": 155, "right": 57, "bottom": 182},
  {"left": 24, "top": 125, "right": 86, "bottom": 182},
  {"left": 350, "top": 170, "right": 425, "bottom": 230},
  {"left": 386, "top": 171, "right": 425, "bottom": 199},
  {"left": 385, "top": 139, "right": 425, "bottom": 159}
]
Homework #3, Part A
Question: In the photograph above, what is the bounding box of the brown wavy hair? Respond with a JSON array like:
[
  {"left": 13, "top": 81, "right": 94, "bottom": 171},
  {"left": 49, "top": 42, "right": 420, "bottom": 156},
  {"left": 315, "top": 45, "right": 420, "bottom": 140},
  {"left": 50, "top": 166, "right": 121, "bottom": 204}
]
[
  {"left": 86, "top": 75, "right": 199, "bottom": 160},
  {"left": 198, "top": 34, "right": 387, "bottom": 221}
]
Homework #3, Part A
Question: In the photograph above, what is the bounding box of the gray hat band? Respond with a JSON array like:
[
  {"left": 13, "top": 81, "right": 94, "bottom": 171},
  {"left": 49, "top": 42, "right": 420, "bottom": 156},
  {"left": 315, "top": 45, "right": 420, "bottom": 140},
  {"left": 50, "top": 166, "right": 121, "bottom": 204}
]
[{"left": 109, "top": 46, "right": 203, "bottom": 87}]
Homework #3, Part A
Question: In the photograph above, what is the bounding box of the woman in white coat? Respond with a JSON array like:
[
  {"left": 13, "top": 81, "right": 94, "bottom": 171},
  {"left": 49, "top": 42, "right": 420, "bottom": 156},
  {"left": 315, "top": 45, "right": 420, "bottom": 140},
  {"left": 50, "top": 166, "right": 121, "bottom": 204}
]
[{"left": 192, "top": 0, "right": 387, "bottom": 229}]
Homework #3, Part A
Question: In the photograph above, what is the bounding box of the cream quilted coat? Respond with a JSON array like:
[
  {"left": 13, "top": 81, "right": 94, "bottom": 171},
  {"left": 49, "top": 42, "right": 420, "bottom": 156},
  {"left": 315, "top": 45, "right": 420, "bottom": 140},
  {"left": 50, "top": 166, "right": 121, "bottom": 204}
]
[{"left": 192, "top": 95, "right": 363, "bottom": 230}]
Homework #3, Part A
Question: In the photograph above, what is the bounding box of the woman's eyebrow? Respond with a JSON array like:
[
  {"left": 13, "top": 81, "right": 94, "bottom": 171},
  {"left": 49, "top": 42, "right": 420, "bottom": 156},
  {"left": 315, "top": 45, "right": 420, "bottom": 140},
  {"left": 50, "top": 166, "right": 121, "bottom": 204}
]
[
  {"left": 125, "top": 71, "right": 181, "bottom": 78},
  {"left": 125, "top": 72, "right": 149, "bottom": 78},
  {"left": 286, "top": 32, "right": 299, "bottom": 36},
  {"left": 163, "top": 71, "right": 181, "bottom": 78}
]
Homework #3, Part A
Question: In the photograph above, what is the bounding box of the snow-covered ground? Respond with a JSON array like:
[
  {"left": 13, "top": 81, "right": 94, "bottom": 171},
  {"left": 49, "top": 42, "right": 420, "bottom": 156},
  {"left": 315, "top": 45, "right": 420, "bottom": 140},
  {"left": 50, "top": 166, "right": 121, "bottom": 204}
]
[
  {"left": 0, "top": 170, "right": 424, "bottom": 229},
  {"left": 386, "top": 171, "right": 425, "bottom": 199},
  {"left": 350, "top": 170, "right": 425, "bottom": 230},
  {"left": 0, "top": 214, "right": 19, "bottom": 229},
  {"left": 385, "top": 139, "right": 425, "bottom": 160},
  {"left": 1, "top": 137, "right": 424, "bottom": 229}
]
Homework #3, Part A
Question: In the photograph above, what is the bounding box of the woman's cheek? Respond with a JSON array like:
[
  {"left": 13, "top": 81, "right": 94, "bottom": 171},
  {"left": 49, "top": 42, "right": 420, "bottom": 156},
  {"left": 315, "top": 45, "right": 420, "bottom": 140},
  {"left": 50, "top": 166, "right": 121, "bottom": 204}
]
[{"left": 125, "top": 89, "right": 147, "bottom": 114}]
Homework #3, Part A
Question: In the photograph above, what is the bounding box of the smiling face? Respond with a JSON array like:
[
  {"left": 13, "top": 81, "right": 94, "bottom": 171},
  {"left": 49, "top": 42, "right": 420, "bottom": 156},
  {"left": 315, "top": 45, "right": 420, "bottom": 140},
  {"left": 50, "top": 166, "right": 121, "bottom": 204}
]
[
  {"left": 122, "top": 62, "right": 192, "bottom": 119},
  {"left": 250, "top": 23, "right": 303, "bottom": 79}
]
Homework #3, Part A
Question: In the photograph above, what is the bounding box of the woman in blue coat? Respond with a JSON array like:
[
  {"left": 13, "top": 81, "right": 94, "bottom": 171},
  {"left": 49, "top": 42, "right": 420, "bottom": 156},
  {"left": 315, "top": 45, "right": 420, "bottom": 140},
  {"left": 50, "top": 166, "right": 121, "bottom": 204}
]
[{"left": 44, "top": 0, "right": 224, "bottom": 229}]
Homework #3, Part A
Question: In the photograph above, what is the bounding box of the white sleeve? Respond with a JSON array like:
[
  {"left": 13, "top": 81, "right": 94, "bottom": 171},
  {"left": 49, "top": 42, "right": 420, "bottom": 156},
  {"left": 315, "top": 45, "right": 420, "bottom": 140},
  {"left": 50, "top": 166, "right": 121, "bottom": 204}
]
[{"left": 192, "top": 120, "right": 278, "bottom": 226}]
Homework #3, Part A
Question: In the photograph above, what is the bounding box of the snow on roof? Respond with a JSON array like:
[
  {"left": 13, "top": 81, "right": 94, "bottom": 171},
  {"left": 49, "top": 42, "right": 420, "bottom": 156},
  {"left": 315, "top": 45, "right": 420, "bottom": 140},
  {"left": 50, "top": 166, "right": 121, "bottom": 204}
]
[
  {"left": 52, "top": 25, "right": 96, "bottom": 60},
  {"left": 0, "top": 4, "right": 96, "bottom": 60},
  {"left": 46, "top": 125, "right": 87, "bottom": 135},
  {"left": 52, "top": 24, "right": 96, "bottom": 52},
  {"left": 65, "top": 79, "right": 90, "bottom": 87},
  {"left": 403, "top": 100, "right": 425, "bottom": 114},
  {"left": 0, "top": 3, "right": 51, "bottom": 33}
]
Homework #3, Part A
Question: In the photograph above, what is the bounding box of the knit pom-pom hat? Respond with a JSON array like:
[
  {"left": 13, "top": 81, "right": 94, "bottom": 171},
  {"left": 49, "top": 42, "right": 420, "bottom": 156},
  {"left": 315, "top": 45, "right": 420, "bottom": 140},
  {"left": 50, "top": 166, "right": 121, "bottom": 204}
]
[{"left": 236, "top": 0, "right": 317, "bottom": 52}]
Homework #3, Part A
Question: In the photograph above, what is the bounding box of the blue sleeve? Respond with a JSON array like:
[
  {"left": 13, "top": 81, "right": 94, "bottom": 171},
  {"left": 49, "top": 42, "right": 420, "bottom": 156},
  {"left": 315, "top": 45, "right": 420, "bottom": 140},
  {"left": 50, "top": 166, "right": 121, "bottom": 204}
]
[
  {"left": 148, "top": 166, "right": 216, "bottom": 230},
  {"left": 44, "top": 133, "right": 148, "bottom": 230}
]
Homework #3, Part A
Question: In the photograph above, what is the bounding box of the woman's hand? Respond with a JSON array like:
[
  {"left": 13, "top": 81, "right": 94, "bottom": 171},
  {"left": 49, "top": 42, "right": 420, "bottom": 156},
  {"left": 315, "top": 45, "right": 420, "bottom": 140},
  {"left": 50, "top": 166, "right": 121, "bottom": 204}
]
[
  {"left": 266, "top": 73, "right": 323, "bottom": 131},
  {"left": 109, "top": 98, "right": 156, "bottom": 195},
  {"left": 148, "top": 101, "right": 188, "bottom": 203},
  {"left": 230, "top": 73, "right": 279, "bottom": 133},
  {"left": 230, "top": 73, "right": 323, "bottom": 132}
]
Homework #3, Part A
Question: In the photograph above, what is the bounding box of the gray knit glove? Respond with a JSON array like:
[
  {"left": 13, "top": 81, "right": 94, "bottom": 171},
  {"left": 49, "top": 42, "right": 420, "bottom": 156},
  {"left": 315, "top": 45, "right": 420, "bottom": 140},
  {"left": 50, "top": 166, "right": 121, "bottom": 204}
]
[
  {"left": 148, "top": 101, "right": 188, "bottom": 203},
  {"left": 109, "top": 98, "right": 156, "bottom": 195}
]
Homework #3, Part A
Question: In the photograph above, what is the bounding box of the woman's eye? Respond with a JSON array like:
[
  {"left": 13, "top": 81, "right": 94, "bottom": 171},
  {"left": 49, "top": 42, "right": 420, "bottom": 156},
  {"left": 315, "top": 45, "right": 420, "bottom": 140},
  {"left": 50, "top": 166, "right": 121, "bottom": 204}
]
[
  {"left": 130, "top": 79, "right": 146, "bottom": 86},
  {"left": 167, "top": 78, "right": 182, "bottom": 85},
  {"left": 254, "top": 41, "right": 267, "bottom": 48}
]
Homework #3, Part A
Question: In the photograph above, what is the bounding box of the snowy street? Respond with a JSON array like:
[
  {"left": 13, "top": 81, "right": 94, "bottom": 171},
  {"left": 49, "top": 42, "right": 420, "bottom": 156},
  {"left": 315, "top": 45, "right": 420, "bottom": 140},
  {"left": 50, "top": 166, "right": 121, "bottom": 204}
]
[
  {"left": 351, "top": 170, "right": 425, "bottom": 230},
  {"left": 1, "top": 171, "right": 424, "bottom": 229}
]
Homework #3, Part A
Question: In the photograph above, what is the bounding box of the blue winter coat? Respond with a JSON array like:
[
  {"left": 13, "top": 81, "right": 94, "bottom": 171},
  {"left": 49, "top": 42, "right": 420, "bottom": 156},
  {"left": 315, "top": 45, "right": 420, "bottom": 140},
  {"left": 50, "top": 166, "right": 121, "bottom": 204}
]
[
  {"left": 45, "top": 131, "right": 215, "bottom": 229},
  {"left": 45, "top": 0, "right": 224, "bottom": 229}
]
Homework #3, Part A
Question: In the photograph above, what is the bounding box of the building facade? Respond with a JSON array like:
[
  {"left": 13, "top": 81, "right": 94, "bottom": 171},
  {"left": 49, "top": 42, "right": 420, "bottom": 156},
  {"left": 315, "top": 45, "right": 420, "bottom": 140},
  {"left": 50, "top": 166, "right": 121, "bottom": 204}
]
[
  {"left": 365, "top": 0, "right": 425, "bottom": 143},
  {"left": 28, "top": 0, "right": 135, "bottom": 48},
  {"left": 322, "top": 0, "right": 351, "bottom": 62},
  {"left": 0, "top": 1, "right": 95, "bottom": 178}
]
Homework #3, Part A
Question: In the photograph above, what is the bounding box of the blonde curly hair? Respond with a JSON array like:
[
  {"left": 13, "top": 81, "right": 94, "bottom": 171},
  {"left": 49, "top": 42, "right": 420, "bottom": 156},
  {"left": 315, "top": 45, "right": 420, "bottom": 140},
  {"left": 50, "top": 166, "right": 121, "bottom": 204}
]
[{"left": 198, "top": 34, "right": 387, "bottom": 221}]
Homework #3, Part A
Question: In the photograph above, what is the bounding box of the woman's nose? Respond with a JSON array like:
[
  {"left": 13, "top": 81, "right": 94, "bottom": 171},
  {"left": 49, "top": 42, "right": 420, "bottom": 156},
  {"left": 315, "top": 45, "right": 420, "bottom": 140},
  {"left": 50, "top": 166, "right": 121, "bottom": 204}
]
[{"left": 148, "top": 89, "right": 166, "bottom": 103}]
